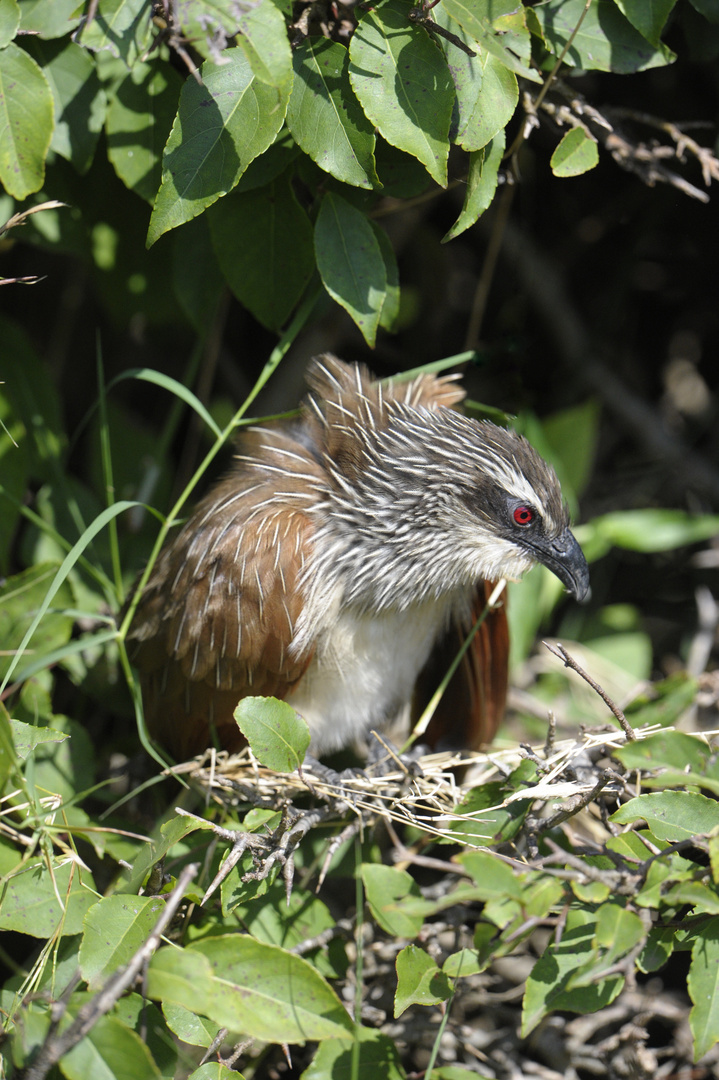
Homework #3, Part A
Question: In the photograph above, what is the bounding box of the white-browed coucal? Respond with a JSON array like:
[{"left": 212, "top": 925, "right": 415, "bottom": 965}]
[{"left": 127, "top": 356, "right": 589, "bottom": 760}]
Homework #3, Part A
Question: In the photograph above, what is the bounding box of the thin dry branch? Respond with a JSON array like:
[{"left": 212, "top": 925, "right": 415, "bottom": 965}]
[{"left": 544, "top": 641, "right": 638, "bottom": 741}]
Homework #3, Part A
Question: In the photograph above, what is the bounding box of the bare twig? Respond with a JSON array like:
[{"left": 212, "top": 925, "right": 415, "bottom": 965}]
[{"left": 544, "top": 642, "right": 638, "bottom": 741}]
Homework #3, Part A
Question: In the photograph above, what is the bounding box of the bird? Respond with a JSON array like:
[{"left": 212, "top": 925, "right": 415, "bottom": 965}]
[{"left": 126, "top": 355, "right": 590, "bottom": 762}]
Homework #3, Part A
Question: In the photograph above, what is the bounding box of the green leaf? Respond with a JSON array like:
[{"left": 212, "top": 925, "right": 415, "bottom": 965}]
[
  {"left": 236, "top": 0, "right": 293, "bottom": 90},
  {"left": 208, "top": 174, "right": 315, "bottom": 331},
  {"left": 163, "top": 1002, "right": 222, "bottom": 1050},
  {"left": 148, "top": 48, "right": 290, "bottom": 244},
  {"left": 303, "top": 1028, "right": 406, "bottom": 1080},
  {"left": 448, "top": 45, "right": 518, "bottom": 152},
  {"left": 107, "top": 60, "right": 182, "bottom": 202},
  {"left": 441, "top": 0, "right": 540, "bottom": 81},
  {"left": 688, "top": 916, "right": 719, "bottom": 1060},
  {"left": 395, "top": 944, "right": 452, "bottom": 1016},
  {"left": 534, "top": 0, "right": 676, "bottom": 73},
  {"left": 624, "top": 672, "right": 698, "bottom": 729},
  {"left": 24, "top": 38, "right": 106, "bottom": 175},
  {"left": 73, "top": 0, "right": 153, "bottom": 66},
  {"left": 0, "top": 563, "right": 74, "bottom": 684},
  {"left": 20, "top": 0, "right": 81, "bottom": 38},
  {"left": 230, "top": 881, "right": 347, "bottom": 978},
  {"left": 0, "top": 42, "right": 54, "bottom": 199},
  {"left": 443, "top": 130, "right": 504, "bottom": 241},
  {"left": 288, "top": 39, "right": 379, "bottom": 189},
  {"left": 522, "top": 911, "right": 624, "bottom": 1035},
  {"left": 60, "top": 1010, "right": 161, "bottom": 1080},
  {"left": 79, "top": 895, "right": 166, "bottom": 990},
  {"left": 442, "top": 948, "right": 483, "bottom": 978},
  {"left": 0, "top": 858, "right": 98, "bottom": 937},
  {"left": 361, "top": 864, "right": 424, "bottom": 938},
  {"left": 0, "top": 0, "right": 19, "bottom": 47},
  {"left": 119, "top": 813, "right": 208, "bottom": 895},
  {"left": 9, "top": 717, "right": 69, "bottom": 761},
  {"left": 114, "top": 994, "right": 178, "bottom": 1080},
  {"left": 581, "top": 509, "right": 719, "bottom": 554},
  {"left": 457, "top": 851, "right": 523, "bottom": 898},
  {"left": 594, "top": 903, "right": 645, "bottom": 958},
  {"left": 189, "top": 1065, "right": 239, "bottom": 1080},
  {"left": 315, "top": 191, "right": 387, "bottom": 346},
  {"left": 233, "top": 696, "right": 309, "bottom": 771},
  {"left": 349, "top": 0, "right": 453, "bottom": 186},
  {"left": 373, "top": 221, "right": 401, "bottom": 331},
  {"left": 638, "top": 927, "right": 675, "bottom": 973},
  {"left": 147, "top": 936, "right": 354, "bottom": 1042},
  {"left": 172, "top": 214, "right": 226, "bottom": 333},
  {"left": 172, "top": 0, "right": 243, "bottom": 59},
  {"left": 614, "top": 0, "right": 677, "bottom": 47},
  {"left": 550, "top": 127, "right": 599, "bottom": 178},
  {"left": 611, "top": 791, "right": 719, "bottom": 842},
  {"left": 615, "top": 730, "right": 719, "bottom": 795},
  {"left": 541, "top": 399, "right": 600, "bottom": 501}
]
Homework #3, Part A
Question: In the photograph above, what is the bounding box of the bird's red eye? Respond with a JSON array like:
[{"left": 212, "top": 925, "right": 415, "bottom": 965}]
[{"left": 513, "top": 506, "right": 534, "bottom": 526}]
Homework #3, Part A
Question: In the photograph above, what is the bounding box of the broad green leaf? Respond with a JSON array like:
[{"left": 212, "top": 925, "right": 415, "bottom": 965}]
[
  {"left": 9, "top": 717, "right": 68, "bottom": 761},
  {"left": 236, "top": 0, "right": 293, "bottom": 90},
  {"left": 361, "top": 863, "right": 424, "bottom": 938},
  {"left": 443, "top": 760, "right": 536, "bottom": 844},
  {"left": 107, "top": 60, "right": 182, "bottom": 202},
  {"left": 189, "top": 1065, "right": 238, "bottom": 1080},
  {"left": 303, "top": 1028, "right": 405, "bottom": 1080},
  {"left": 119, "top": 813, "right": 209, "bottom": 895},
  {"left": 442, "top": 0, "right": 540, "bottom": 81},
  {"left": 172, "top": 214, "right": 226, "bottom": 333},
  {"left": 457, "top": 851, "right": 523, "bottom": 898},
  {"left": 233, "top": 696, "right": 309, "bottom": 771},
  {"left": 208, "top": 174, "right": 315, "bottom": 331},
  {"left": 615, "top": 0, "right": 677, "bottom": 46},
  {"left": 443, "top": 130, "right": 504, "bottom": 241},
  {"left": 349, "top": 0, "right": 453, "bottom": 186},
  {"left": 0, "top": 859, "right": 98, "bottom": 937},
  {"left": 688, "top": 0, "right": 719, "bottom": 20},
  {"left": 163, "top": 1002, "right": 221, "bottom": 1049},
  {"left": 615, "top": 730, "right": 719, "bottom": 795},
  {"left": 394, "top": 944, "right": 452, "bottom": 1016},
  {"left": 611, "top": 791, "right": 719, "bottom": 841},
  {"left": 114, "top": 994, "right": 178, "bottom": 1080},
  {"left": 20, "top": 0, "right": 80, "bottom": 37},
  {"left": 534, "top": 0, "right": 675, "bottom": 72},
  {"left": 576, "top": 509, "right": 719, "bottom": 557},
  {"left": 373, "top": 222, "right": 401, "bottom": 331},
  {"left": 594, "top": 903, "right": 645, "bottom": 958},
  {"left": 148, "top": 48, "right": 290, "bottom": 244},
  {"left": 0, "top": 564, "right": 74, "bottom": 683},
  {"left": 23, "top": 38, "right": 106, "bottom": 176},
  {"left": 0, "top": 705, "right": 17, "bottom": 790},
  {"left": 231, "top": 881, "right": 347, "bottom": 978},
  {"left": 542, "top": 399, "right": 600, "bottom": 501},
  {"left": 522, "top": 911, "right": 623, "bottom": 1034},
  {"left": 60, "top": 1010, "right": 161, "bottom": 1080},
  {"left": 663, "top": 880, "right": 719, "bottom": 915},
  {"left": 448, "top": 44, "right": 518, "bottom": 152},
  {"left": 638, "top": 927, "right": 675, "bottom": 973},
  {"left": 0, "top": 0, "right": 19, "bottom": 47},
  {"left": 688, "top": 916, "right": 719, "bottom": 1060},
  {"left": 80, "top": 895, "right": 166, "bottom": 990},
  {"left": 550, "top": 127, "right": 599, "bottom": 178},
  {"left": 288, "top": 39, "right": 378, "bottom": 189},
  {"left": 73, "top": 0, "right": 153, "bottom": 66},
  {"left": 0, "top": 43, "right": 54, "bottom": 199},
  {"left": 442, "top": 948, "right": 483, "bottom": 978},
  {"left": 315, "top": 191, "right": 387, "bottom": 346},
  {"left": 147, "top": 936, "right": 354, "bottom": 1042}
]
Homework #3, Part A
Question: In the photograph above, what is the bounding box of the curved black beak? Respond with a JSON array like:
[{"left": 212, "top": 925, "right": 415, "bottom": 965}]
[{"left": 532, "top": 527, "right": 591, "bottom": 603}]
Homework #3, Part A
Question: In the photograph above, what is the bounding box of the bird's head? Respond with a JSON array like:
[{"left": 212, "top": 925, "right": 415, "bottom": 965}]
[{"left": 318, "top": 401, "right": 590, "bottom": 610}]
